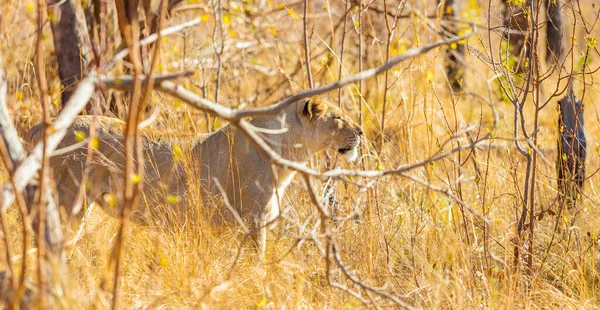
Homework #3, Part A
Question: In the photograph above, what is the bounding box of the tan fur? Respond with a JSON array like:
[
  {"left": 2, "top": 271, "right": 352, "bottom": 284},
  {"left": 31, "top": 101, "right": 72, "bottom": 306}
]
[{"left": 27, "top": 96, "right": 362, "bottom": 255}]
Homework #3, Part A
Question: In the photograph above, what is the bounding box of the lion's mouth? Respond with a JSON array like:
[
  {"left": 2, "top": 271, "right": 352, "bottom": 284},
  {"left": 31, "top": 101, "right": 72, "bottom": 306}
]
[
  {"left": 337, "top": 137, "right": 360, "bottom": 161},
  {"left": 338, "top": 145, "right": 359, "bottom": 162}
]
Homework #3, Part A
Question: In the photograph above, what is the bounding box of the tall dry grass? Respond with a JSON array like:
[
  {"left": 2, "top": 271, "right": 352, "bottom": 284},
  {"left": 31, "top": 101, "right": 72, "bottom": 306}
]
[{"left": 1, "top": 0, "right": 600, "bottom": 308}]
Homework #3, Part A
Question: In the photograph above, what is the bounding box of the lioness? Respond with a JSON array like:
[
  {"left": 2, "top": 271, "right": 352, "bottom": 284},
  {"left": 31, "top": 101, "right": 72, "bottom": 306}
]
[{"left": 27, "top": 96, "right": 362, "bottom": 255}]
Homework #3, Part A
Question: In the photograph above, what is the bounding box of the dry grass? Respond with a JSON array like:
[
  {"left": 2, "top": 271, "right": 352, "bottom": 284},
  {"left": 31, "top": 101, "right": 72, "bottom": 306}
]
[{"left": 2, "top": 0, "right": 600, "bottom": 308}]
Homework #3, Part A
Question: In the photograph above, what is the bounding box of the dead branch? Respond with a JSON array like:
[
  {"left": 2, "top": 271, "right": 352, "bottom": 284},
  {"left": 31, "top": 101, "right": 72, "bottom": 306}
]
[
  {"left": 153, "top": 21, "right": 476, "bottom": 121},
  {"left": 103, "top": 20, "right": 493, "bottom": 223},
  {"left": 106, "top": 17, "right": 201, "bottom": 70},
  {"left": 140, "top": 88, "right": 495, "bottom": 224},
  {"left": 0, "top": 73, "right": 97, "bottom": 214},
  {"left": 330, "top": 240, "right": 417, "bottom": 309},
  {"left": 0, "top": 54, "right": 26, "bottom": 164},
  {"left": 99, "top": 71, "right": 195, "bottom": 90},
  {"left": 233, "top": 23, "right": 476, "bottom": 119}
]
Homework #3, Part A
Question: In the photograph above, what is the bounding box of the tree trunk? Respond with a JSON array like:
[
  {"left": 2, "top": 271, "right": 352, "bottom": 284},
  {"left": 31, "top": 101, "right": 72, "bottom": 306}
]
[
  {"left": 557, "top": 83, "right": 587, "bottom": 200},
  {"left": 545, "top": 0, "right": 563, "bottom": 64},
  {"left": 48, "top": 0, "right": 92, "bottom": 109},
  {"left": 502, "top": 0, "right": 531, "bottom": 72},
  {"left": 440, "top": 0, "right": 465, "bottom": 91}
]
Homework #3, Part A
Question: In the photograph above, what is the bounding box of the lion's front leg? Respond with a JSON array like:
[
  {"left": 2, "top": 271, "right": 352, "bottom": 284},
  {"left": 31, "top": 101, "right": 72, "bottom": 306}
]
[
  {"left": 238, "top": 192, "right": 273, "bottom": 260},
  {"left": 248, "top": 216, "right": 267, "bottom": 260}
]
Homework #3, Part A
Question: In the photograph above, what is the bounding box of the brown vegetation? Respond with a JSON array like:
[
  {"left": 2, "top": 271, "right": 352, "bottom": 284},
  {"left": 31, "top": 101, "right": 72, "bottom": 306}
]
[{"left": 0, "top": 0, "right": 600, "bottom": 308}]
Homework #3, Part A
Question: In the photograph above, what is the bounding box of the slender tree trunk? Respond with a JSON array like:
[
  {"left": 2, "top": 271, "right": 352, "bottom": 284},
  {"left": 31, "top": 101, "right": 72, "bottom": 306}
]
[
  {"left": 440, "top": 0, "right": 465, "bottom": 91},
  {"left": 48, "top": 0, "right": 92, "bottom": 109},
  {"left": 557, "top": 82, "right": 586, "bottom": 200},
  {"left": 502, "top": 0, "right": 532, "bottom": 71},
  {"left": 545, "top": 0, "right": 563, "bottom": 63}
]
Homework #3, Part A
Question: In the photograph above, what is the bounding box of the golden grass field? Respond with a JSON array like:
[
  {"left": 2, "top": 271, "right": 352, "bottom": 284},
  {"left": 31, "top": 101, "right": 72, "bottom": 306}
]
[{"left": 2, "top": 0, "right": 600, "bottom": 308}]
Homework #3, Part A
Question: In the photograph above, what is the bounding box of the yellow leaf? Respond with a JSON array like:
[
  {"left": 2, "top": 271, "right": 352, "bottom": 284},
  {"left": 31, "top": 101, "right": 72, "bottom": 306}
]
[
  {"left": 173, "top": 144, "right": 183, "bottom": 163},
  {"left": 16, "top": 91, "right": 23, "bottom": 101},
  {"left": 131, "top": 173, "right": 140, "bottom": 185},
  {"left": 287, "top": 8, "right": 299, "bottom": 20},
  {"left": 159, "top": 253, "right": 169, "bottom": 266},
  {"left": 166, "top": 194, "right": 182, "bottom": 205},
  {"left": 201, "top": 14, "right": 209, "bottom": 22},
  {"left": 426, "top": 71, "right": 434, "bottom": 83},
  {"left": 223, "top": 14, "right": 231, "bottom": 25},
  {"left": 445, "top": 6, "right": 452, "bottom": 14},
  {"left": 48, "top": 11, "right": 56, "bottom": 23},
  {"left": 26, "top": 2, "right": 34, "bottom": 14},
  {"left": 74, "top": 130, "right": 86, "bottom": 142},
  {"left": 103, "top": 192, "right": 117, "bottom": 208},
  {"left": 353, "top": 20, "right": 360, "bottom": 28},
  {"left": 228, "top": 29, "right": 237, "bottom": 37},
  {"left": 213, "top": 119, "right": 221, "bottom": 130},
  {"left": 257, "top": 297, "right": 268, "bottom": 308},
  {"left": 391, "top": 39, "right": 408, "bottom": 56},
  {"left": 90, "top": 137, "right": 99, "bottom": 149}
]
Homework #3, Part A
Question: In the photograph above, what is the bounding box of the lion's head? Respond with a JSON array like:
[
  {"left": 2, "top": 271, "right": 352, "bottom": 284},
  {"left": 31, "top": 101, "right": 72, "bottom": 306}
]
[{"left": 297, "top": 96, "right": 363, "bottom": 161}]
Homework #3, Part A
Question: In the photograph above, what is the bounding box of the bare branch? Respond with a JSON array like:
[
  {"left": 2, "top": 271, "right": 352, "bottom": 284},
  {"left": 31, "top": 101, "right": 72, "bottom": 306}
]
[
  {"left": 99, "top": 71, "right": 194, "bottom": 90},
  {"left": 106, "top": 17, "right": 201, "bottom": 70},
  {"left": 330, "top": 241, "right": 417, "bottom": 309},
  {"left": 153, "top": 21, "right": 476, "bottom": 120},
  {"left": 0, "top": 73, "right": 97, "bottom": 214},
  {"left": 0, "top": 52, "right": 26, "bottom": 164},
  {"left": 235, "top": 22, "right": 476, "bottom": 119},
  {"left": 101, "top": 19, "right": 490, "bottom": 222}
]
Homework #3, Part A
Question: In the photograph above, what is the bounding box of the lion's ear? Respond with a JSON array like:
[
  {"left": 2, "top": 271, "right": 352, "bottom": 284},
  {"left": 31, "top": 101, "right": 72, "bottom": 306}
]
[{"left": 302, "top": 96, "right": 326, "bottom": 120}]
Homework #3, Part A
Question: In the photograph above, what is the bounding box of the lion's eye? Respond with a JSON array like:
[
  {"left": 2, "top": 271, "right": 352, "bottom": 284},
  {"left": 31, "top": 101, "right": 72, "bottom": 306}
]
[{"left": 333, "top": 116, "right": 343, "bottom": 121}]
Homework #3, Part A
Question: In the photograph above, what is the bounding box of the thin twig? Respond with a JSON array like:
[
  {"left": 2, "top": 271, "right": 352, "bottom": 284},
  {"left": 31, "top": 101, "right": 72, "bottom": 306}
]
[
  {"left": 212, "top": 0, "right": 225, "bottom": 108},
  {"left": 303, "top": 0, "right": 314, "bottom": 88},
  {"left": 34, "top": 0, "right": 51, "bottom": 305},
  {"left": 106, "top": 17, "right": 201, "bottom": 70},
  {"left": 153, "top": 22, "right": 476, "bottom": 121},
  {"left": 98, "top": 71, "right": 194, "bottom": 90}
]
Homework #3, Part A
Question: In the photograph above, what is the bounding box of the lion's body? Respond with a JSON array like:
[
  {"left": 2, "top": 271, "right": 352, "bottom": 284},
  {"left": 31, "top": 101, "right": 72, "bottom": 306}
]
[{"left": 27, "top": 97, "right": 362, "bottom": 255}]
